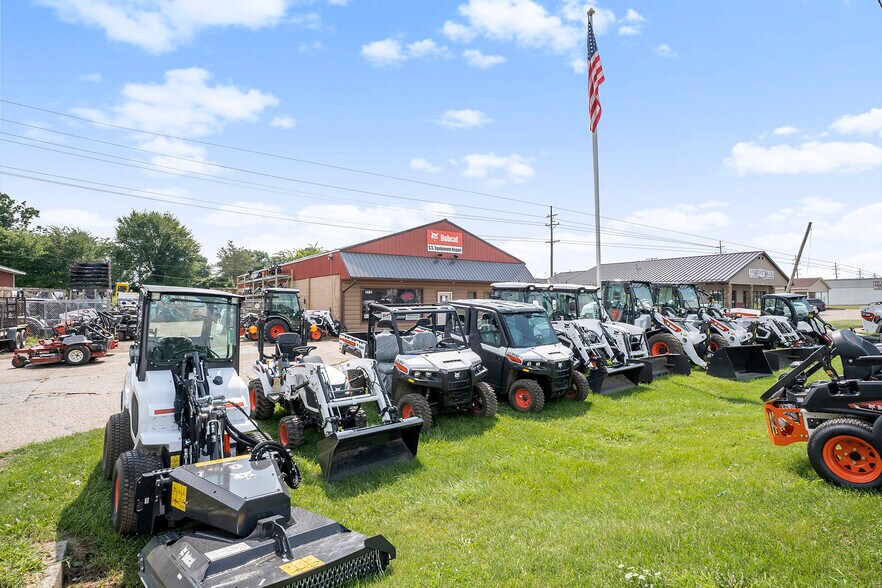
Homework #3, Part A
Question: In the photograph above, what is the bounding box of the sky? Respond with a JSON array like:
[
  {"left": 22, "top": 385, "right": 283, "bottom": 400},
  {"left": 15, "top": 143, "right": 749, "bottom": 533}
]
[{"left": 1, "top": 0, "right": 880, "bottom": 281}]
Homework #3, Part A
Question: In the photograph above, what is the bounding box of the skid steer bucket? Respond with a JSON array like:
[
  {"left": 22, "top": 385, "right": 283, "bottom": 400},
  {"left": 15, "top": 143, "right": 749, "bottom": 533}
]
[
  {"left": 636, "top": 354, "right": 691, "bottom": 382},
  {"left": 706, "top": 344, "right": 773, "bottom": 380},
  {"left": 316, "top": 417, "right": 422, "bottom": 483},
  {"left": 763, "top": 345, "right": 823, "bottom": 371},
  {"left": 593, "top": 362, "right": 644, "bottom": 395}
]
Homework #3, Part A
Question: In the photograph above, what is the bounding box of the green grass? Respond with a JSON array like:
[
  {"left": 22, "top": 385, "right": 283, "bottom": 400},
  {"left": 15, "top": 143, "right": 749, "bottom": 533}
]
[{"left": 4, "top": 372, "right": 882, "bottom": 587}]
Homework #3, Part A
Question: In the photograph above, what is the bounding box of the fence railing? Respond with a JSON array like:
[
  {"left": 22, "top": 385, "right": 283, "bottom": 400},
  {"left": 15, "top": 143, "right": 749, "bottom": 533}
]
[{"left": 25, "top": 299, "right": 111, "bottom": 338}]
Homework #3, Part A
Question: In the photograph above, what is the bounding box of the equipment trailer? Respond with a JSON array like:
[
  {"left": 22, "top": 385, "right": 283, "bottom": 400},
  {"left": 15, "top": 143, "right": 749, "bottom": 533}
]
[{"left": 0, "top": 291, "right": 27, "bottom": 352}]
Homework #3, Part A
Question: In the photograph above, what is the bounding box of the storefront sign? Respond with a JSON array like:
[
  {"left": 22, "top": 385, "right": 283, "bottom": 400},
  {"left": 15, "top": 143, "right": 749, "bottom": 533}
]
[
  {"left": 748, "top": 268, "right": 774, "bottom": 280},
  {"left": 427, "top": 229, "right": 463, "bottom": 254},
  {"left": 873, "top": 280, "right": 882, "bottom": 290}
]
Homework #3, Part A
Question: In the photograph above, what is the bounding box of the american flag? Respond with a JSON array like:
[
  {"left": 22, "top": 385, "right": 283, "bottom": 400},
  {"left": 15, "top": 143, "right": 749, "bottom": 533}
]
[{"left": 587, "top": 16, "right": 605, "bottom": 132}]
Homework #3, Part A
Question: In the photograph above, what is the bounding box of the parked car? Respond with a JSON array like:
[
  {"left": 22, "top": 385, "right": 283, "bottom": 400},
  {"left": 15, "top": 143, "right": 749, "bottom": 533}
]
[{"left": 806, "top": 298, "right": 827, "bottom": 313}]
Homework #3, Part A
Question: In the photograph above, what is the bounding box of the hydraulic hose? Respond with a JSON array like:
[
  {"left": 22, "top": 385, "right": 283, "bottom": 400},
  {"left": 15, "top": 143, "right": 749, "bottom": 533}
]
[{"left": 251, "top": 440, "right": 302, "bottom": 489}]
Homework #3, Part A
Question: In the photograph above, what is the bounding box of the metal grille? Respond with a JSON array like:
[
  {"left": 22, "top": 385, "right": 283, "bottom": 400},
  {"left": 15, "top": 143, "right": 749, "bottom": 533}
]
[
  {"left": 285, "top": 550, "right": 385, "bottom": 588},
  {"left": 444, "top": 374, "right": 472, "bottom": 406},
  {"left": 552, "top": 362, "right": 571, "bottom": 394}
]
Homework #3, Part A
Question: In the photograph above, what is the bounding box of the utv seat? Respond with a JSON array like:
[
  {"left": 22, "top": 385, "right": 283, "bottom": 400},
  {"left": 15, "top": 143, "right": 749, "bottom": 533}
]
[
  {"left": 373, "top": 332, "right": 399, "bottom": 375},
  {"left": 404, "top": 332, "right": 437, "bottom": 353}
]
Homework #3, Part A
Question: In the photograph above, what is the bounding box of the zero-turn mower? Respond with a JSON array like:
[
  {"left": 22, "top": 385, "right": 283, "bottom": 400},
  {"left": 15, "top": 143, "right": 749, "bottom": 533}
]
[
  {"left": 102, "top": 285, "right": 397, "bottom": 587},
  {"left": 762, "top": 329, "right": 882, "bottom": 489}
]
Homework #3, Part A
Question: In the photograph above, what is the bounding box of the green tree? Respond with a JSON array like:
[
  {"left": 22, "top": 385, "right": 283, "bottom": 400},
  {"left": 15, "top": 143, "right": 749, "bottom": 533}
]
[
  {"left": 0, "top": 193, "right": 39, "bottom": 230},
  {"left": 111, "top": 211, "right": 204, "bottom": 286},
  {"left": 215, "top": 241, "right": 268, "bottom": 286},
  {"left": 0, "top": 226, "right": 109, "bottom": 288},
  {"left": 268, "top": 243, "right": 324, "bottom": 265}
]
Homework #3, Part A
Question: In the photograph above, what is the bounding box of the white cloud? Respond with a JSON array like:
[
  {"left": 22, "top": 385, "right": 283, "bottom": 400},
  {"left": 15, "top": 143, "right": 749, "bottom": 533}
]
[
  {"left": 618, "top": 25, "right": 640, "bottom": 36},
  {"left": 39, "top": 208, "right": 115, "bottom": 233},
  {"left": 410, "top": 157, "right": 442, "bottom": 173},
  {"left": 298, "top": 40, "right": 324, "bottom": 53},
  {"left": 22, "top": 120, "right": 69, "bottom": 144},
  {"left": 460, "top": 152, "right": 535, "bottom": 186},
  {"left": 463, "top": 49, "right": 506, "bottom": 68},
  {"left": 78, "top": 72, "right": 102, "bottom": 82},
  {"left": 617, "top": 8, "right": 645, "bottom": 35},
  {"left": 773, "top": 126, "right": 799, "bottom": 136},
  {"left": 442, "top": 20, "right": 476, "bottom": 42},
  {"left": 654, "top": 44, "right": 677, "bottom": 57},
  {"left": 623, "top": 8, "right": 646, "bottom": 23},
  {"left": 271, "top": 116, "right": 296, "bottom": 129},
  {"left": 328, "top": 0, "right": 349, "bottom": 5},
  {"left": 435, "top": 109, "right": 492, "bottom": 129},
  {"left": 139, "top": 136, "right": 216, "bottom": 176},
  {"left": 830, "top": 107, "right": 882, "bottom": 137},
  {"left": 72, "top": 68, "right": 278, "bottom": 138},
  {"left": 36, "top": 0, "right": 290, "bottom": 53},
  {"left": 361, "top": 37, "right": 449, "bottom": 66},
  {"left": 618, "top": 202, "right": 729, "bottom": 235},
  {"left": 559, "top": 1, "right": 616, "bottom": 34},
  {"left": 726, "top": 141, "right": 882, "bottom": 175}
]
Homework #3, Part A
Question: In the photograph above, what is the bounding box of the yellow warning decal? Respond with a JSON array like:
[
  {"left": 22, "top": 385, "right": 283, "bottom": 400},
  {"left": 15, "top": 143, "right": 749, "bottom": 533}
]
[
  {"left": 169, "top": 454, "right": 180, "bottom": 468},
  {"left": 280, "top": 555, "right": 325, "bottom": 576},
  {"left": 194, "top": 454, "right": 250, "bottom": 467},
  {"left": 170, "top": 481, "right": 187, "bottom": 512}
]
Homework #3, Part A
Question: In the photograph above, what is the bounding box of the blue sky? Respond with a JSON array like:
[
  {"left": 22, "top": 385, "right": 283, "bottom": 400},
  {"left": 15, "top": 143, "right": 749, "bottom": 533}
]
[{"left": 1, "top": 0, "right": 880, "bottom": 279}]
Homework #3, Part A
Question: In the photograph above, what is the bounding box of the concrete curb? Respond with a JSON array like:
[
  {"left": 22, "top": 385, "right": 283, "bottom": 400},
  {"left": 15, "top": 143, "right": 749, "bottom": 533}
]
[{"left": 39, "top": 540, "right": 67, "bottom": 588}]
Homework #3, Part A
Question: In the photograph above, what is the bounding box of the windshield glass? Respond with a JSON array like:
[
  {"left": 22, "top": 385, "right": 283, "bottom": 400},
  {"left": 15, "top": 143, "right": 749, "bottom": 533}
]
[
  {"left": 146, "top": 294, "right": 237, "bottom": 363},
  {"left": 632, "top": 283, "right": 655, "bottom": 312},
  {"left": 503, "top": 311, "right": 559, "bottom": 348},
  {"left": 495, "top": 290, "right": 525, "bottom": 303},
  {"left": 677, "top": 286, "right": 701, "bottom": 311},
  {"left": 271, "top": 292, "right": 301, "bottom": 315},
  {"left": 577, "top": 291, "right": 605, "bottom": 319},
  {"left": 791, "top": 299, "right": 813, "bottom": 321}
]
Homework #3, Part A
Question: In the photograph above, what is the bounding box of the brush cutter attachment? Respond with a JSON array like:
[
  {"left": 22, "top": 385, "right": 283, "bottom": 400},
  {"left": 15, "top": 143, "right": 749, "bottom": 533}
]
[
  {"left": 706, "top": 344, "right": 773, "bottom": 380},
  {"left": 317, "top": 417, "right": 422, "bottom": 483},
  {"left": 636, "top": 354, "right": 691, "bottom": 382},
  {"left": 588, "top": 362, "right": 645, "bottom": 395}
]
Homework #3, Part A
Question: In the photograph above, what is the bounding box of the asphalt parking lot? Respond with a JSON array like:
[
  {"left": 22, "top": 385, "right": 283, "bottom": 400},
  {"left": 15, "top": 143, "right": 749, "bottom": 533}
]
[{"left": 0, "top": 337, "right": 350, "bottom": 453}]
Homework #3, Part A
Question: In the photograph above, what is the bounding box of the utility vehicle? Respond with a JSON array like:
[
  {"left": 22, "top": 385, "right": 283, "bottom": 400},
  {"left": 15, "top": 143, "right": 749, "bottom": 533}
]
[
  {"left": 451, "top": 299, "right": 589, "bottom": 412},
  {"left": 101, "top": 285, "right": 396, "bottom": 587},
  {"left": 339, "top": 303, "right": 495, "bottom": 432}
]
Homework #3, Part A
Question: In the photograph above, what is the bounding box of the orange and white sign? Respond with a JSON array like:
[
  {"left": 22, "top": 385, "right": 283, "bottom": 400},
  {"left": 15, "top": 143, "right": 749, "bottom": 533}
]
[{"left": 427, "top": 229, "right": 463, "bottom": 254}]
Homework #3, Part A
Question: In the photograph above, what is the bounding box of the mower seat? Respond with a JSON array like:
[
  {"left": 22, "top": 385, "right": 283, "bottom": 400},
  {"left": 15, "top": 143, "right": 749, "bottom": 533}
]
[
  {"left": 301, "top": 355, "right": 324, "bottom": 365},
  {"left": 833, "top": 329, "right": 882, "bottom": 380},
  {"left": 61, "top": 334, "right": 89, "bottom": 345},
  {"left": 276, "top": 333, "right": 304, "bottom": 360}
]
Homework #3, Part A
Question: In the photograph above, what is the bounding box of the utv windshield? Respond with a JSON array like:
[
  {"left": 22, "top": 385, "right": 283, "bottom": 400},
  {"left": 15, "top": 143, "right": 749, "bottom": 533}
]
[
  {"left": 503, "top": 311, "right": 559, "bottom": 348},
  {"left": 146, "top": 294, "right": 238, "bottom": 363},
  {"left": 790, "top": 299, "right": 813, "bottom": 322},
  {"left": 632, "top": 283, "right": 655, "bottom": 312}
]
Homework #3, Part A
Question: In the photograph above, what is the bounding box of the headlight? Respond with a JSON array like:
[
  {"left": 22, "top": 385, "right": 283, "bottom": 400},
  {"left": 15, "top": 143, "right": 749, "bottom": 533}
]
[
  {"left": 413, "top": 371, "right": 422, "bottom": 378},
  {"left": 473, "top": 362, "right": 483, "bottom": 371}
]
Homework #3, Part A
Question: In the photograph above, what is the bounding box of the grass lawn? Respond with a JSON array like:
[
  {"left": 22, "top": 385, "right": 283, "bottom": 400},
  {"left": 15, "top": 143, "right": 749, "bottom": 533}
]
[{"left": 4, "top": 370, "right": 882, "bottom": 587}]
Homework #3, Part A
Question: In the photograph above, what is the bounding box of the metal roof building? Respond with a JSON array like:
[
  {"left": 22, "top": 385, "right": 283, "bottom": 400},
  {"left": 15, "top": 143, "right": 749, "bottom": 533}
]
[
  {"left": 551, "top": 250, "right": 790, "bottom": 309},
  {"left": 237, "top": 219, "right": 534, "bottom": 327}
]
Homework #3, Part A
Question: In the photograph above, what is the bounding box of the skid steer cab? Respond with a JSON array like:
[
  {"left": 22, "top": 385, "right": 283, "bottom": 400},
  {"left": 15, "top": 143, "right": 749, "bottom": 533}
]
[
  {"left": 101, "top": 285, "right": 397, "bottom": 588},
  {"left": 761, "top": 329, "right": 882, "bottom": 490},
  {"left": 491, "top": 282, "right": 645, "bottom": 395},
  {"left": 339, "top": 303, "right": 496, "bottom": 433},
  {"left": 759, "top": 293, "right": 833, "bottom": 346},
  {"left": 451, "top": 299, "right": 589, "bottom": 413},
  {"left": 249, "top": 322, "right": 422, "bottom": 482}
]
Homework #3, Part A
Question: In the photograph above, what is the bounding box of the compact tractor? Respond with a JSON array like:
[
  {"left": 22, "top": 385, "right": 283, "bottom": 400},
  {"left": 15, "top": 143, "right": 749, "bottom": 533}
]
[
  {"left": 491, "top": 282, "right": 646, "bottom": 394},
  {"left": 101, "top": 285, "right": 396, "bottom": 587},
  {"left": 249, "top": 287, "right": 317, "bottom": 343},
  {"left": 249, "top": 324, "right": 421, "bottom": 482},
  {"left": 339, "top": 303, "right": 496, "bottom": 432},
  {"left": 450, "top": 299, "right": 589, "bottom": 412},
  {"left": 762, "top": 329, "right": 882, "bottom": 489},
  {"left": 303, "top": 309, "right": 347, "bottom": 341}
]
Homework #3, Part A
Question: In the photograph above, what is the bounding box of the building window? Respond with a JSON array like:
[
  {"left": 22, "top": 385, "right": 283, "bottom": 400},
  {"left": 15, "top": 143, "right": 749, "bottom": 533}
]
[
  {"left": 467, "top": 291, "right": 477, "bottom": 299},
  {"left": 361, "top": 288, "right": 423, "bottom": 319}
]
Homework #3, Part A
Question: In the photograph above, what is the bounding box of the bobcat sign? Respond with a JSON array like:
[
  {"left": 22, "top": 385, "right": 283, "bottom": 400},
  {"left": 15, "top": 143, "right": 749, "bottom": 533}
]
[{"left": 427, "top": 229, "right": 463, "bottom": 254}]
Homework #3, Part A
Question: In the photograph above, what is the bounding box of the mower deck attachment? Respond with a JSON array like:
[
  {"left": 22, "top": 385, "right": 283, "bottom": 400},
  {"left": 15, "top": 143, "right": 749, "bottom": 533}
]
[
  {"left": 139, "top": 507, "right": 395, "bottom": 588},
  {"left": 636, "top": 354, "right": 691, "bottom": 382},
  {"left": 316, "top": 417, "right": 422, "bottom": 483}
]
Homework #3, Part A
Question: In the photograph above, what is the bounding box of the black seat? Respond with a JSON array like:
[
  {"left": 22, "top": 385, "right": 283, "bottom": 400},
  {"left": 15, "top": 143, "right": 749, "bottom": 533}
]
[
  {"left": 276, "top": 332, "right": 303, "bottom": 360},
  {"left": 833, "top": 329, "right": 882, "bottom": 380}
]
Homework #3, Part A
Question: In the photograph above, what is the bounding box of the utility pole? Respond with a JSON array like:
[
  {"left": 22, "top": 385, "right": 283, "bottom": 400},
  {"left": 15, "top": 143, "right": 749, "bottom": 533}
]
[
  {"left": 834, "top": 263, "right": 838, "bottom": 279},
  {"left": 718, "top": 241, "right": 724, "bottom": 254},
  {"left": 859, "top": 268, "right": 863, "bottom": 278},
  {"left": 785, "top": 222, "right": 812, "bottom": 293},
  {"left": 546, "top": 206, "right": 559, "bottom": 278}
]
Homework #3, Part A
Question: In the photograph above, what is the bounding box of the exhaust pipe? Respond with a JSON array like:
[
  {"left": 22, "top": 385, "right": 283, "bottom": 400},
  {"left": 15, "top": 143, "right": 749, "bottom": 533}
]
[{"left": 316, "top": 417, "right": 422, "bottom": 483}]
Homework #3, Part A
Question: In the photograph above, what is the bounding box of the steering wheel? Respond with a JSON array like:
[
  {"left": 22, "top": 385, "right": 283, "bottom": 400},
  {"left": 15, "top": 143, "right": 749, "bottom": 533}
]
[
  {"left": 436, "top": 337, "right": 458, "bottom": 348},
  {"left": 551, "top": 310, "right": 565, "bottom": 321},
  {"left": 153, "top": 336, "right": 193, "bottom": 361}
]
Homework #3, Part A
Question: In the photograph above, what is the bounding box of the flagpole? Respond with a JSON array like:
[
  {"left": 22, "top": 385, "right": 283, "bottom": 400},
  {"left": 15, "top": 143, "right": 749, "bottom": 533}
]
[{"left": 588, "top": 9, "right": 602, "bottom": 288}]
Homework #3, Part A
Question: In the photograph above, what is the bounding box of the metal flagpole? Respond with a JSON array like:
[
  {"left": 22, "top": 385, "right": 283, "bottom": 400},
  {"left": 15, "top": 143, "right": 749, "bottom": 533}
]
[{"left": 588, "top": 8, "right": 602, "bottom": 288}]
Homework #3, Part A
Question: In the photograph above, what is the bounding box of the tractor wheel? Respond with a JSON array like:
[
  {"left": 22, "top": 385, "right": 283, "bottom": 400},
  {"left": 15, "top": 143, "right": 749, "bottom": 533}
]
[
  {"left": 278, "top": 415, "right": 305, "bottom": 449},
  {"left": 103, "top": 411, "right": 134, "bottom": 480},
  {"left": 248, "top": 430, "right": 273, "bottom": 446},
  {"left": 112, "top": 450, "right": 163, "bottom": 535},
  {"left": 565, "top": 371, "right": 591, "bottom": 401},
  {"left": 248, "top": 380, "right": 276, "bottom": 420},
  {"left": 399, "top": 393, "right": 433, "bottom": 434},
  {"left": 707, "top": 333, "right": 728, "bottom": 355},
  {"left": 647, "top": 333, "right": 683, "bottom": 356},
  {"left": 808, "top": 419, "right": 882, "bottom": 489},
  {"left": 309, "top": 327, "right": 323, "bottom": 342},
  {"left": 11, "top": 354, "right": 27, "bottom": 368},
  {"left": 265, "top": 319, "right": 288, "bottom": 343},
  {"left": 508, "top": 379, "right": 545, "bottom": 413},
  {"left": 246, "top": 328, "right": 259, "bottom": 342},
  {"left": 469, "top": 382, "right": 498, "bottom": 417},
  {"left": 63, "top": 344, "right": 91, "bottom": 366},
  {"left": 15, "top": 331, "right": 24, "bottom": 349}
]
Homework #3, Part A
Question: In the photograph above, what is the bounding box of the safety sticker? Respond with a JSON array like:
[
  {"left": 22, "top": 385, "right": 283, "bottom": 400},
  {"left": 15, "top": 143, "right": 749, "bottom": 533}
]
[
  {"left": 205, "top": 541, "right": 250, "bottom": 561},
  {"left": 194, "top": 454, "right": 250, "bottom": 467},
  {"left": 170, "top": 481, "right": 187, "bottom": 512},
  {"left": 169, "top": 454, "right": 180, "bottom": 468},
  {"left": 280, "top": 555, "right": 325, "bottom": 576}
]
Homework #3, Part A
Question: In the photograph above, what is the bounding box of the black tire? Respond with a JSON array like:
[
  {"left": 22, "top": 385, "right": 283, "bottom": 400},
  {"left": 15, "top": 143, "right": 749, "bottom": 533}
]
[
  {"left": 807, "top": 419, "right": 882, "bottom": 489},
  {"left": 248, "top": 380, "right": 276, "bottom": 420},
  {"left": 278, "top": 415, "right": 306, "bottom": 449},
  {"left": 566, "top": 371, "right": 591, "bottom": 401},
  {"left": 398, "top": 393, "right": 433, "bottom": 433},
  {"left": 264, "top": 318, "right": 288, "bottom": 343},
  {"left": 63, "top": 344, "right": 91, "bottom": 366},
  {"left": 508, "top": 379, "right": 546, "bottom": 413},
  {"left": 15, "top": 331, "right": 24, "bottom": 349},
  {"left": 647, "top": 333, "right": 684, "bottom": 356},
  {"left": 11, "top": 354, "right": 27, "bottom": 368},
  {"left": 707, "top": 333, "right": 729, "bottom": 355},
  {"left": 248, "top": 430, "right": 273, "bottom": 446},
  {"left": 112, "top": 450, "right": 163, "bottom": 535},
  {"left": 469, "top": 381, "right": 498, "bottom": 417},
  {"left": 103, "top": 411, "right": 134, "bottom": 480},
  {"left": 802, "top": 334, "right": 818, "bottom": 346}
]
